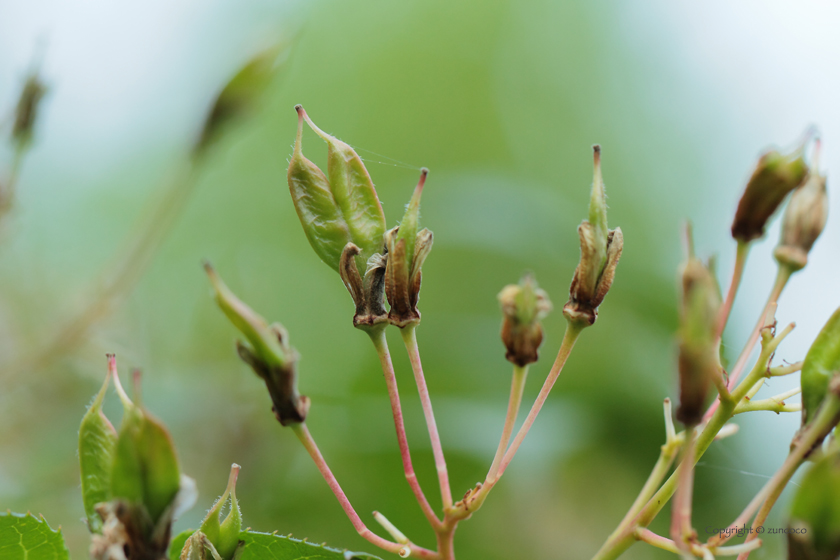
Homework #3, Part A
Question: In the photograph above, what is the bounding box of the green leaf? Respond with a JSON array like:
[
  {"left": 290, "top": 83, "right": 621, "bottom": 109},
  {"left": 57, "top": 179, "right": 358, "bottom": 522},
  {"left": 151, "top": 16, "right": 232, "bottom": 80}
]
[
  {"left": 788, "top": 451, "right": 840, "bottom": 558},
  {"left": 170, "top": 529, "right": 195, "bottom": 560},
  {"left": 0, "top": 512, "right": 70, "bottom": 560},
  {"left": 78, "top": 373, "right": 117, "bottom": 533},
  {"left": 801, "top": 306, "right": 840, "bottom": 424},
  {"left": 111, "top": 405, "right": 181, "bottom": 523},
  {"left": 236, "top": 530, "right": 382, "bottom": 560}
]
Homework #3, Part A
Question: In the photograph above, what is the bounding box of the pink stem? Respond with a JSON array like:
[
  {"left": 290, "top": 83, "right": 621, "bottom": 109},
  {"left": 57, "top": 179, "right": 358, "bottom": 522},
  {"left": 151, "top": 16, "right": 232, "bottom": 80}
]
[
  {"left": 715, "top": 241, "right": 750, "bottom": 340},
  {"left": 370, "top": 330, "right": 443, "bottom": 529},
  {"left": 494, "top": 322, "right": 583, "bottom": 480},
  {"left": 703, "top": 266, "right": 791, "bottom": 421},
  {"left": 292, "top": 423, "right": 438, "bottom": 559},
  {"left": 670, "top": 428, "right": 696, "bottom": 554},
  {"left": 401, "top": 326, "right": 453, "bottom": 510}
]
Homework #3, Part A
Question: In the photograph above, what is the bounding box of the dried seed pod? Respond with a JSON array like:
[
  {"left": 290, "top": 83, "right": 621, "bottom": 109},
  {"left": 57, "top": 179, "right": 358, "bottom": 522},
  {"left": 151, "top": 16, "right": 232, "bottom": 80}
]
[
  {"left": 774, "top": 161, "right": 828, "bottom": 272},
  {"left": 385, "top": 169, "right": 434, "bottom": 328},
  {"left": 205, "top": 263, "right": 309, "bottom": 425},
  {"left": 12, "top": 71, "right": 47, "bottom": 147},
  {"left": 731, "top": 141, "right": 809, "bottom": 242},
  {"left": 564, "top": 146, "right": 623, "bottom": 326},
  {"left": 675, "top": 234, "right": 721, "bottom": 426},
  {"left": 499, "top": 274, "right": 552, "bottom": 366}
]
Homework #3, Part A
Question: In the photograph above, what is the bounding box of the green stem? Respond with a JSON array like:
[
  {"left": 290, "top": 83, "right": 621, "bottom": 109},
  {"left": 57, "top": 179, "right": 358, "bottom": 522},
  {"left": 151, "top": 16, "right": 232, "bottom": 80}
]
[{"left": 486, "top": 364, "right": 529, "bottom": 482}]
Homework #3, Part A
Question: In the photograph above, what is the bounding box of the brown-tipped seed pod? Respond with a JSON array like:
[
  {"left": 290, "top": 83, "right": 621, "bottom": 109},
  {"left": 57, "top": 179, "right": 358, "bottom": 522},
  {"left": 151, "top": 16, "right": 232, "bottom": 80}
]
[
  {"left": 675, "top": 233, "right": 722, "bottom": 426},
  {"left": 205, "top": 263, "right": 309, "bottom": 426},
  {"left": 774, "top": 158, "right": 828, "bottom": 272},
  {"left": 499, "top": 274, "right": 552, "bottom": 366},
  {"left": 385, "top": 169, "right": 434, "bottom": 328},
  {"left": 564, "top": 146, "right": 623, "bottom": 326},
  {"left": 730, "top": 139, "right": 809, "bottom": 242}
]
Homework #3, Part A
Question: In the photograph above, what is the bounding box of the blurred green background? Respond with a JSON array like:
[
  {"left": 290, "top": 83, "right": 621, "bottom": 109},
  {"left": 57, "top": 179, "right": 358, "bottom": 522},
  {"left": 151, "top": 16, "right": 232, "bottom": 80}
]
[{"left": 2, "top": 1, "right": 840, "bottom": 559}]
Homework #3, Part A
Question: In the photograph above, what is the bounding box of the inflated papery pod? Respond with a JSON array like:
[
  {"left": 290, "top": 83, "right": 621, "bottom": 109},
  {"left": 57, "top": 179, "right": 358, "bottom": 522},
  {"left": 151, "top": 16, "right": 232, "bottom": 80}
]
[
  {"left": 787, "top": 451, "right": 840, "bottom": 560},
  {"left": 498, "top": 274, "right": 552, "bottom": 366},
  {"left": 180, "top": 464, "right": 243, "bottom": 560},
  {"left": 731, "top": 136, "right": 810, "bottom": 242},
  {"left": 675, "top": 237, "right": 721, "bottom": 426},
  {"left": 205, "top": 263, "right": 309, "bottom": 425},
  {"left": 385, "top": 169, "right": 433, "bottom": 327},
  {"left": 287, "top": 105, "right": 388, "bottom": 328},
  {"left": 564, "top": 146, "right": 623, "bottom": 326},
  {"left": 800, "top": 306, "right": 840, "bottom": 427}
]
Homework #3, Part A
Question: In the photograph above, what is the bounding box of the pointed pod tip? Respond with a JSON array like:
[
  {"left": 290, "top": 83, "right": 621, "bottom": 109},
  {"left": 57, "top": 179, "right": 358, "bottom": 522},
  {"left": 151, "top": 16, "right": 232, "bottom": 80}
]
[{"left": 592, "top": 144, "right": 602, "bottom": 165}]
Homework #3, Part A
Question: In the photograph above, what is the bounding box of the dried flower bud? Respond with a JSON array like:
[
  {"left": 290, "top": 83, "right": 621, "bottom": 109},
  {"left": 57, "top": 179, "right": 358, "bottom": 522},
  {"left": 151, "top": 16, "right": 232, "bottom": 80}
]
[
  {"left": 205, "top": 263, "right": 309, "bottom": 426},
  {"left": 499, "top": 274, "right": 552, "bottom": 366},
  {"left": 800, "top": 306, "right": 840, "bottom": 427},
  {"left": 787, "top": 451, "right": 840, "bottom": 560},
  {"left": 774, "top": 154, "right": 828, "bottom": 272},
  {"left": 12, "top": 71, "right": 47, "bottom": 147},
  {"left": 193, "top": 464, "right": 242, "bottom": 560},
  {"left": 676, "top": 235, "right": 721, "bottom": 426},
  {"left": 195, "top": 44, "right": 288, "bottom": 155},
  {"left": 564, "top": 146, "right": 623, "bottom": 326},
  {"left": 731, "top": 141, "right": 809, "bottom": 242},
  {"left": 385, "top": 169, "right": 434, "bottom": 327}
]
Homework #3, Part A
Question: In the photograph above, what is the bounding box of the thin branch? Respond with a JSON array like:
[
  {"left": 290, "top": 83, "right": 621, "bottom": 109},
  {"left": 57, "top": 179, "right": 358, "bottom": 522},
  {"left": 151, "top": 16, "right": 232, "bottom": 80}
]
[{"left": 486, "top": 364, "right": 529, "bottom": 482}]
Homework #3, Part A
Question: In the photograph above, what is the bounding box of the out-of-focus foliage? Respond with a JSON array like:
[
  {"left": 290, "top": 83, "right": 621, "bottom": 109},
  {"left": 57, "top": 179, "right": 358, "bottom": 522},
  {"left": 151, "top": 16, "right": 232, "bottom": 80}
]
[{"left": 1, "top": 1, "right": 835, "bottom": 559}]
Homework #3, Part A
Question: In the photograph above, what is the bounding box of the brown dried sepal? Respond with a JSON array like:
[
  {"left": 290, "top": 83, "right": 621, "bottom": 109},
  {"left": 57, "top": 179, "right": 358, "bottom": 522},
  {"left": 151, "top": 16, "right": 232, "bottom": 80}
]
[
  {"left": 236, "top": 326, "right": 309, "bottom": 426},
  {"left": 90, "top": 501, "right": 171, "bottom": 560},
  {"left": 385, "top": 227, "right": 433, "bottom": 328},
  {"left": 338, "top": 242, "right": 388, "bottom": 330},
  {"left": 501, "top": 320, "right": 544, "bottom": 367},
  {"left": 563, "top": 227, "right": 624, "bottom": 325}
]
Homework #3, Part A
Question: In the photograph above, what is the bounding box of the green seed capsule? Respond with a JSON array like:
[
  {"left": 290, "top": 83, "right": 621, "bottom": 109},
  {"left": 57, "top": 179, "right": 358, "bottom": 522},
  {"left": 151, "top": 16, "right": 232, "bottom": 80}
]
[
  {"left": 78, "top": 357, "right": 118, "bottom": 534},
  {"left": 110, "top": 371, "right": 182, "bottom": 524},
  {"left": 288, "top": 106, "right": 386, "bottom": 273},
  {"left": 801, "top": 307, "right": 840, "bottom": 425},
  {"left": 195, "top": 43, "right": 288, "bottom": 155},
  {"left": 787, "top": 451, "right": 840, "bottom": 560},
  {"left": 731, "top": 144, "right": 809, "bottom": 242}
]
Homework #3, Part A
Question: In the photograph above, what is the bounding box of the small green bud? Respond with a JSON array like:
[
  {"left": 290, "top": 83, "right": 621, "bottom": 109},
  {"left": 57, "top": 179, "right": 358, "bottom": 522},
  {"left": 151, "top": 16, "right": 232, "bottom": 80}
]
[
  {"left": 800, "top": 306, "right": 840, "bottom": 427},
  {"left": 385, "top": 169, "right": 434, "bottom": 327},
  {"left": 564, "top": 146, "right": 623, "bottom": 326},
  {"left": 499, "top": 274, "right": 552, "bottom": 366},
  {"left": 774, "top": 144, "right": 828, "bottom": 272},
  {"left": 12, "top": 71, "right": 47, "bottom": 148},
  {"left": 205, "top": 262, "right": 309, "bottom": 425},
  {"left": 195, "top": 43, "right": 288, "bottom": 155},
  {"left": 197, "top": 464, "right": 242, "bottom": 560},
  {"left": 675, "top": 233, "right": 721, "bottom": 426},
  {"left": 79, "top": 356, "right": 118, "bottom": 534},
  {"left": 731, "top": 139, "right": 809, "bottom": 243},
  {"left": 787, "top": 450, "right": 840, "bottom": 560}
]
